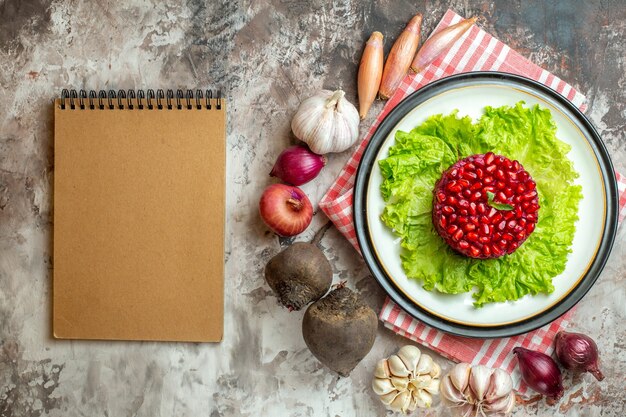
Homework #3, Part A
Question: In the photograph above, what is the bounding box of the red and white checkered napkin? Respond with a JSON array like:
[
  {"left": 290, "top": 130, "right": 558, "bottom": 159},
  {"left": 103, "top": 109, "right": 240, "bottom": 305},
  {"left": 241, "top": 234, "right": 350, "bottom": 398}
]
[{"left": 319, "top": 9, "right": 626, "bottom": 393}]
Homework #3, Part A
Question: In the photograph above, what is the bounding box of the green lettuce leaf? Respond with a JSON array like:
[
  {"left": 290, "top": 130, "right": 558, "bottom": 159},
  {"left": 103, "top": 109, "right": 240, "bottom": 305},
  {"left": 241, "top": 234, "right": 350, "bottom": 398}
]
[{"left": 378, "top": 102, "right": 582, "bottom": 307}]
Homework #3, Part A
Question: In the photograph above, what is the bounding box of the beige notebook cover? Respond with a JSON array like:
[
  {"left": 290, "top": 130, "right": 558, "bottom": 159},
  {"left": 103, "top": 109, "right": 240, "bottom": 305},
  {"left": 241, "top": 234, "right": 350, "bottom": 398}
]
[{"left": 53, "top": 91, "right": 225, "bottom": 342}]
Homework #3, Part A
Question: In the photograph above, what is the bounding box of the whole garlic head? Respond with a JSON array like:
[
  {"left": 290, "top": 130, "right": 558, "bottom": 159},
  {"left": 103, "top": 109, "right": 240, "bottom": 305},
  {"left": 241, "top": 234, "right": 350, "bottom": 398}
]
[
  {"left": 291, "top": 89, "right": 359, "bottom": 154},
  {"left": 440, "top": 363, "right": 515, "bottom": 417},
  {"left": 372, "top": 345, "right": 441, "bottom": 413}
]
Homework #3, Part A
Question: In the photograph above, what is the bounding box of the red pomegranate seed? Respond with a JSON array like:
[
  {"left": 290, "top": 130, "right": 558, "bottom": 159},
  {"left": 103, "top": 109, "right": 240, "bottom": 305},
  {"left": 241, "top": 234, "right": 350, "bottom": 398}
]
[
  {"left": 523, "top": 190, "right": 538, "bottom": 200},
  {"left": 463, "top": 223, "right": 476, "bottom": 232},
  {"left": 432, "top": 153, "right": 539, "bottom": 259}
]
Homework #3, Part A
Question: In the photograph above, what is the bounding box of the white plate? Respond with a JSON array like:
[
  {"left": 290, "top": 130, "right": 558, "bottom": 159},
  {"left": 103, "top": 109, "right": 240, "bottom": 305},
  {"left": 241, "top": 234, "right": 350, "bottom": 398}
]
[{"left": 354, "top": 72, "right": 618, "bottom": 336}]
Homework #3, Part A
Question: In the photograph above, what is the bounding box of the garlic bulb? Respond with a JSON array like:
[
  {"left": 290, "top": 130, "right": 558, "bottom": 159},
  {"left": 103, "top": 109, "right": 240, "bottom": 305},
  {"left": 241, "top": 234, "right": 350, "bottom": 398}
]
[
  {"left": 440, "top": 363, "right": 515, "bottom": 416},
  {"left": 291, "top": 89, "right": 360, "bottom": 154},
  {"left": 372, "top": 345, "right": 441, "bottom": 413}
]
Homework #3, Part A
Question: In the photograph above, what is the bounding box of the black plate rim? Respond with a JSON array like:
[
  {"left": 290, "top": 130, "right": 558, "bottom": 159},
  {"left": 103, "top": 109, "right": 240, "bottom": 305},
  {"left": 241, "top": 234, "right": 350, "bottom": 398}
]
[{"left": 353, "top": 71, "right": 619, "bottom": 338}]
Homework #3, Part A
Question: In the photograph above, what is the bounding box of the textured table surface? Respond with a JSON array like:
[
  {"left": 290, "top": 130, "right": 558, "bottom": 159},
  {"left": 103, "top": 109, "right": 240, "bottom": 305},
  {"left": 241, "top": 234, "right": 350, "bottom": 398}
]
[{"left": 0, "top": 0, "right": 624, "bottom": 416}]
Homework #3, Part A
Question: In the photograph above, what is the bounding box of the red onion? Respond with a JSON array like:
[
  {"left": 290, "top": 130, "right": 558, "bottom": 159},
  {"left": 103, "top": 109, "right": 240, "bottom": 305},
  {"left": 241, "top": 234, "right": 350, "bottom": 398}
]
[
  {"left": 513, "top": 347, "right": 564, "bottom": 400},
  {"left": 270, "top": 145, "right": 327, "bottom": 186},
  {"left": 555, "top": 330, "right": 604, "bottom": 381},
  {"left": 259, "top": 184, "right": 313, "bottom": 237}
]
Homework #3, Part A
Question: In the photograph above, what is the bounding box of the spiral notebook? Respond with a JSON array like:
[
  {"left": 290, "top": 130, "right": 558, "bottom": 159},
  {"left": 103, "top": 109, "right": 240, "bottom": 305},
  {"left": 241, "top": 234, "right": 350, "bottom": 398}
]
[{"left": 53, "top": 89, "right": 225, "bottom": 342}]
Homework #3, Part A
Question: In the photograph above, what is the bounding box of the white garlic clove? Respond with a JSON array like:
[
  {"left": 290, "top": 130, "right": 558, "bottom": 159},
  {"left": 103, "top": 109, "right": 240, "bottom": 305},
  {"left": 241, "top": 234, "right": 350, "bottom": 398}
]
[
  {"left": 374, "top": 359, "right": 391, "bottom": 379},
  {"left": 468, "top": 365, "right": 493, "bottom": 401},
  {"left": 484, "top": 368, "right": 513, "bottom": 402},
  {"left": 410, "top": 374, "right": 431, "bottom": 388},
  {"left": 407, "top": 396, "right": 418, "bottom": 412},
  {"left": 415, "top": 353, "right": 434, "bottom": 375},
  {"left": 484, "top": 391, "right": 516, "bottom": 415},
  {"left": 372, "top": 377, "right": 396, "bottom": 396},
  {"left": 379, "top": 390, "right": 400, "bottom": 405},
  {"left": 413, "top": 389, "right": 433, "bottom": 408},
  {"left": 388, "top": 354, "right": 411, "bottom": 377},
  {"left": 390, "top": 376, "right": 409, "bottom": 391},
  {"left": 429, "top": 361, "right": 442, "bottom": 378},
  {"left": 423, "top": 377, "right": 440, "bottom": 395},
  {"left": 449, "top": 363, "right": 472, "bottom": 392},
  {"left": 440, "top": 376, "right": 465, "bottom": 404},
  {"left": 396, "top": 345, "right": 421, "bottom": 374},
  {"left": 389, "top": 389, "right": 412, "bottom": 413}
]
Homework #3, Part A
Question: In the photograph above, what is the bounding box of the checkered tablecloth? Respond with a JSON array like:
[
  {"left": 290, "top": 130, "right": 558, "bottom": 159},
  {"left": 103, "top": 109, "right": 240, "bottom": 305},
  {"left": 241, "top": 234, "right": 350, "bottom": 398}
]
[{"left": 319, "top": 9, "right": 626, "bottom": 394}]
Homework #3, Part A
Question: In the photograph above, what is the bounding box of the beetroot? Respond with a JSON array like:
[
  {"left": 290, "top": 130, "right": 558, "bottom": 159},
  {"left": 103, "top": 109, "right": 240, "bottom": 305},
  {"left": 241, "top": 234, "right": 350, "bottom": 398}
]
[
  {"left": 265, "top": 242, "right": 332, "bottom": 311},
  {"left": 432, "top": 152, "right": 539, "bottom": 259},
  {"left": 302, "top": 286, "right": 377, "bottom": 376}
]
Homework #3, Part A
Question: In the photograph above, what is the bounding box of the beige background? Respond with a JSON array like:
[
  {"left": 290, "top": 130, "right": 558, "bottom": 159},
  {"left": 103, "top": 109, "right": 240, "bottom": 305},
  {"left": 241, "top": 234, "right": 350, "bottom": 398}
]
[{"left": 0, "top": 0, "right": 624, "bottom": 416}]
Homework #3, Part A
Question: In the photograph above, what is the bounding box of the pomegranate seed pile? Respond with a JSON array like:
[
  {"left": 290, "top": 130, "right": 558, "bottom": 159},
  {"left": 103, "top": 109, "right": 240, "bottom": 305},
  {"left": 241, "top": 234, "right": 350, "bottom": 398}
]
[{"left": 432, "top": 152, "right": 539, "bottom": 259}]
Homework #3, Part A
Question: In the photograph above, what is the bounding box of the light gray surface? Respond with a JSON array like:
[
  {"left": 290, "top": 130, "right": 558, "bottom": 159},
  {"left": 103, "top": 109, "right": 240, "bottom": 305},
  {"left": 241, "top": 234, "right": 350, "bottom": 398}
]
[{"left": 0, "top": 0, "right": 624, "bottom": 416}]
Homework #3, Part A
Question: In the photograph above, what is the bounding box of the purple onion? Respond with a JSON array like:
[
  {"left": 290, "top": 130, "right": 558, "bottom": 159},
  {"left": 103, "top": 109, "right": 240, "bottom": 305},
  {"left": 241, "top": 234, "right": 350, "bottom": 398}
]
[
  {"left": 513, "top": 347, "right": 564, "bottom": 400},
  {"left": 555, "top": 330, "right": 604, "bottom": 381},
  {"left": 270, "top": 145, "right": 326, "bottom": 186}
]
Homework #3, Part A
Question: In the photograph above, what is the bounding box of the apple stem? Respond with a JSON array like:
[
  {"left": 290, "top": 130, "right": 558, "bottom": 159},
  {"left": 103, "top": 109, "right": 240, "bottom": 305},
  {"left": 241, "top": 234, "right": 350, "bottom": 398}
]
[{"left": 287, "top": 198, "right": 302, "bottom": 211}]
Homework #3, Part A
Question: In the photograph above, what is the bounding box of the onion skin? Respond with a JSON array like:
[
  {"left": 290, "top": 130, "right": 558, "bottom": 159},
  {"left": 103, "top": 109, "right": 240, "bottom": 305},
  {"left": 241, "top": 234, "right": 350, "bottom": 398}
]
[
  {"left": 358, "top": 31, "right": 384, "bottom": 119},
  {"left": 410, "top": 16, "right": 477, "bottom": 74},
  {"left": 259, "top": 184, "right": 313, "bottom": 237},
  {"left": 270, "top": 145, "right": 326, "bottom": 185},
  {"left": 555, "top": 331, "right": 604, "bottom": 381},
  {"left": 379, "top": 14, "right": 422, "bottom": 100},
  {"left": 513, "top": 347, "right": 564, "bottom": 401}
]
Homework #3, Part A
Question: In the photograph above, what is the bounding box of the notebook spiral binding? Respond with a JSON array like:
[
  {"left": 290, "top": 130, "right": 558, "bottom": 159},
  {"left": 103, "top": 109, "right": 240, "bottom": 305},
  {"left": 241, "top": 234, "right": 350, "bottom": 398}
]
[{"left": 59, "top": 89, "right": 222, "bottom": 110}]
